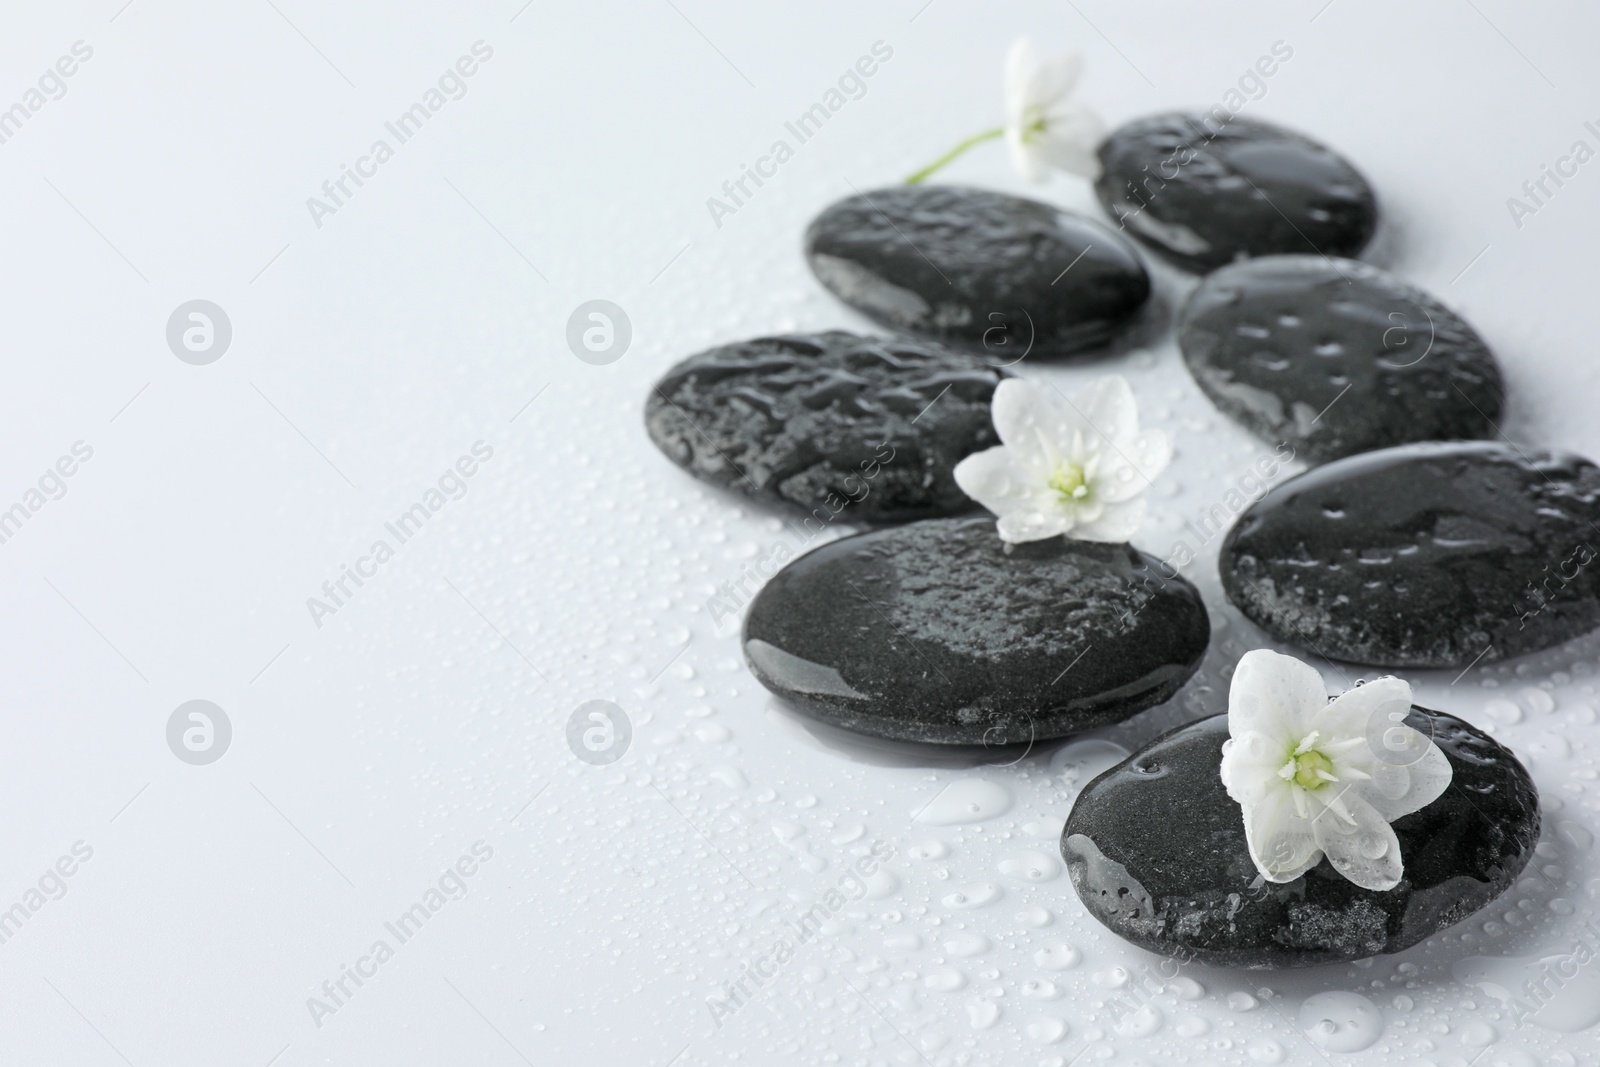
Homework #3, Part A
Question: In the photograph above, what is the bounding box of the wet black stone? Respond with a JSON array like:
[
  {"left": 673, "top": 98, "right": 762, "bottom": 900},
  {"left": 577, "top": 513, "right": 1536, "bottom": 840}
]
[
  {"left": 1064, "top": 709, "right": 1539, "bottom": 969},
  {"left": 1220, "top": 442, "right": 1600, "bottom": 668},
  {"left": 645, "top": 332, "right": 1005, "bottom": 523},
  {"left": 1062, "top": 710, "right": 1536, "bottom": 966},
  {"left": 803, "top": 185, "right": 1151, "bottom": 360},
  {"left": 1095, "top": 113, "right": 1378, "bottom": 273},
  {"left": 742, "top": 517, "right": 1210, "bottom": 744},
  {"left": 1178, "top": 256, "right": 1504, "bottom": 462}
]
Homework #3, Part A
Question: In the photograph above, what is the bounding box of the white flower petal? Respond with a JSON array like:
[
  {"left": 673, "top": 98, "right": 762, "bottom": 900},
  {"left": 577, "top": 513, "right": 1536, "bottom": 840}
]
[
  {"left": 1004, "top": 39, "right": 1083, "bottom": 125},
  {"left": 1243, "top": 787, "right": 1322, "bottom": 883},
  {"left": 1090, "top": 450, "right": 1152, "bottom": 504},
  {"left": 1221, "top": 733, "right": 1287, "bottom": 807},
  {"left": 1029, "top": 105, "right": 1105, "bottom": 180},
  {"left": 1317, "top": 675, "right": 1413, "bottom": 742},
  {"left": 1003, "top": 38, "right": 1044, "bottom": 127},
  {"left": 996, "top": 508, "right": 1074, "bottom": 544},
  {"left": 1311, "top": 792, "right": 1404, "bottom": 891},
  {"left": 990, "top": 379, "right": 1081, "bottom": 474},
  {"left": 1070, "top": 498, "right": 1144, "bottom": 543},
  {"left": 1227, "top": 649, "right": 1330, "bottom": 742},
  {"left": 1362, "top": 739, "right": 1453, "bottom": 823},
  {"left": 1070, "top": 375, "right": 1138, "bottom": 444},
  {"left": 953, "top": 445, "right": 1037, "bottom": 518},
  {"left": 1122, "top": 428, "right": 1173, "bottom": 481},
  {"left": 1005, "top": 128, "right": 1050, "bottom": 183}
]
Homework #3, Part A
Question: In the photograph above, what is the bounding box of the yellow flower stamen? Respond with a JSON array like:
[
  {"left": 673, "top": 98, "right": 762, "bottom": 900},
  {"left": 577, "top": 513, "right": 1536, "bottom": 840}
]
[{"left": 1049, "top": 463, "right": 1090, "bottom": 502}]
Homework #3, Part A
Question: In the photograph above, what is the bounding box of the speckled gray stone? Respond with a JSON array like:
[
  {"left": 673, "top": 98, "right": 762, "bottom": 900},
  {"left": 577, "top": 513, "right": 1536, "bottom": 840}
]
[
  {"left": 1178, "top": 256, "right": 1504, "bottom": 462},
  {"left": 742, "top": 517, "right": 1210, "bottom": 744},
  {"left": 1064, "top": 709, "right": 1539, "bottom": 968},
  {"left": 645, "top": 332, "right": 1005, "bottom": 523},
  {"left": 1095, "top": 113, "right": 1378, "bottom": 273},
  {"left": 1221, "top": 442, "right": 1600, "bottom": 668},
  {"left": 804, "top": 185, "right": 1151, "bottom": 360}
]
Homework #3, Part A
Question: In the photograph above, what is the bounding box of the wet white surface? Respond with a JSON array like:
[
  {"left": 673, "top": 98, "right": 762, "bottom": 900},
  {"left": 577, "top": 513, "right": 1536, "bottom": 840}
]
[{"left": 0, "top": 1, "right": 1598, "bottom": 1064}]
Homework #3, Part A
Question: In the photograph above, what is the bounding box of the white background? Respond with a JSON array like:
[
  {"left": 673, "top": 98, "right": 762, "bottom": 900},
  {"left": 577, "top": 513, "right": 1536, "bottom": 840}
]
[{"left": 0, "top": 1, "right": 1598, "bottom": 1064}]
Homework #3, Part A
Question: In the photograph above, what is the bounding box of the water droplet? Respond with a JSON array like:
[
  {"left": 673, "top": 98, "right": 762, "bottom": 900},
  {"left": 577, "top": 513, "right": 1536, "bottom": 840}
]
[
  {"left": 915, "top": 779, "right": 1012, "bottom": 825},
  {"left": 999, "top": 849, "right": 1062, "bottom": 883},
  {"left": 1027, "top": 1016, "right": 1068, "bottom": 1044},
  {"left": 1033, "top": 943, "right": 1081, "bottom": 970},
  {"left": 1455, "top": 950, "right": 1600, "bottom": 1032},
  {"left": 965, "top": 997, "right": 1001, "bottom": 1029},
  {"left": 1114, "top": 1003, "right": 1162, "bottom": 1037},
  {"left": 1228, "top": 991, "right": 1259, "bottom": 1012},
  {"left": 1246, "top": 1037, "right": 1286, "bottom": 1064},
  {"left": 941, "top": 882, "right": 1002, "bottom": 910},
  {"left": 1298, "top": 991, "right": 1384, "bottom": 1052},
  {"left": 942, "top": 933, "right": 990, "bottom": 958}
]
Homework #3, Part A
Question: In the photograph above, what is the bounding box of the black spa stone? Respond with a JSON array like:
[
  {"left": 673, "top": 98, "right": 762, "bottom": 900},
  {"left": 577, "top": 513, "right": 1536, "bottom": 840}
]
[
  {"left": 741, "top": 516, "right": 1210, "bottom": 744},
  {"left": 803, "top": 185, "right": 1151, "bottom": 360},
  {"left": 645, "top": 331, "right": 1005, "bottom": 523},
  {"left": 1220, "top": 442, "right": 1600, "bottom": 668},
  {"left": 1178, "top": 256, "right": 1504, "bottom": 462},
  {"left": 1095, "top": 113, "right": 1378, "bottom": 273},
  {"left": 1063, "top": 709, "right": 1539, "bottom": 969}
]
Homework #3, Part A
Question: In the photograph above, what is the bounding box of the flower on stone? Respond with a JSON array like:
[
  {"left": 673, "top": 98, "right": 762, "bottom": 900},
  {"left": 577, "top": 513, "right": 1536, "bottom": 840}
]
[
  {"left": 1219, "top": 649, "right": 1454, "bottom": 891},
  {"left": 1003, "top": 38, "right": 1104, "bottom": 182},
  {"left": 953, "top": 376, "right": 1171, "bottom": 544}
]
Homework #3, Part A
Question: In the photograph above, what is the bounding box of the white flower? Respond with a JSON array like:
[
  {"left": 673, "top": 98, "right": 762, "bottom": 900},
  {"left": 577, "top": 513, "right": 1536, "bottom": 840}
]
[
  {"left": 1004, "top": 38, "right": 1105, "bottom": 182},
  {"left": 1219, "top": 649, "right": 1454, "bottom": 891},
  {"left": 953, "top": 376, "right": 1171, "bottom": 544}
]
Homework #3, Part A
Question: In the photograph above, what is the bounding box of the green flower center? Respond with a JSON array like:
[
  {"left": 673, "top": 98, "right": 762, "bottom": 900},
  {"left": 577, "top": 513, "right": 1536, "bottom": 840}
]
[
  {"left": 1049, "top": 463, "right": 1090, "bottom": 502},
  {"left": 1290, "top": 749, "right": 1334, "bottom": 790}
]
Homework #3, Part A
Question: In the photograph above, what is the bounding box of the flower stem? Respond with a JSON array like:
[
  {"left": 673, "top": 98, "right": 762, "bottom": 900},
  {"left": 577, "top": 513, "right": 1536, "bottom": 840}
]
[{"left": 904, "top": 127, "right": 1005, "bottom": 184}]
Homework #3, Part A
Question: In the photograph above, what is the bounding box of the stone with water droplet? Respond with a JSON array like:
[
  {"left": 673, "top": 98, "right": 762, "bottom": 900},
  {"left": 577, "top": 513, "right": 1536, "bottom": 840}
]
[
  {"left": 1220, "top": 441, "right": 1600, "bottom": 668},
  {"left": 645, "top": 331, "right": 1005, "bottom": 523},
  {"left": 1096, "top": 112, "right": 1377, "bottom": 273},
  {"left": 744, "top": 517, "right": 1210, "bottom": 744},
  {"left": 1063, "top": 708, "right": 1540, "bottom": 967},
  {"left": 805, "top": 185, "right": 1151, "bottom": 360},
  {"left": 1178, "top": 256, "right": 1501, "bottom": 462}
]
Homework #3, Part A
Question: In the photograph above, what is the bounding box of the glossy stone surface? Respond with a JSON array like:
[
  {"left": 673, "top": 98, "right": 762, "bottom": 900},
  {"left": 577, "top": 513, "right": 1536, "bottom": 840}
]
[
  {"left": 1221, "top": 442, "right": 1600, "bottom": 668},
  {"left": 645, "top": 331, "right": 1004, "bottom": 523},
  {"left": 1064, "top": 709, "right": 1539, "bottom": 969},
  {"left": 804, "top": 185, "right": 1150, "bottom": 360},
  {"left": 742, "top": 517, "right": 1210, "bottom": 744},
  {"left": 1179, "top": 256, "right": 1504, "bottom": 462},
  {"left": 1096, "top": 113, "right": 1378, "bottom": 273}
]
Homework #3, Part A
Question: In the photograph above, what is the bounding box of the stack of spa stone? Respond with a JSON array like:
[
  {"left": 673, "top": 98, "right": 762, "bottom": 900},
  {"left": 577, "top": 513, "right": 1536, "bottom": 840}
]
[{"left": 645, "top": 112, "right": 1565, "bottom": 967}]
